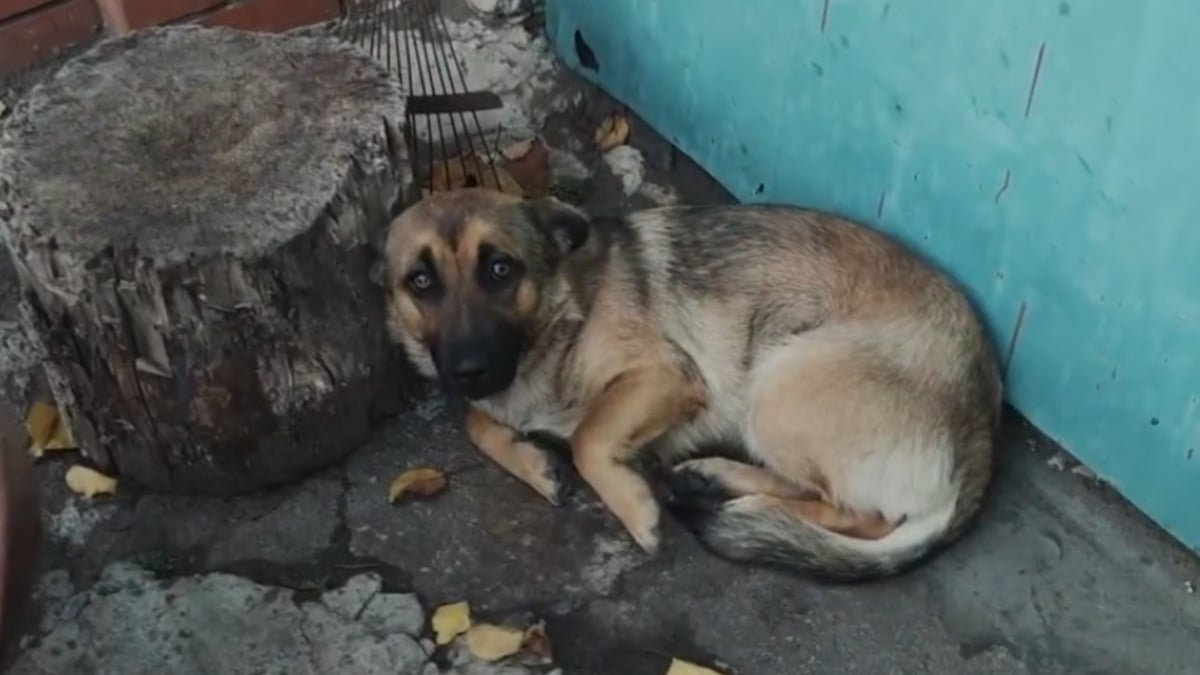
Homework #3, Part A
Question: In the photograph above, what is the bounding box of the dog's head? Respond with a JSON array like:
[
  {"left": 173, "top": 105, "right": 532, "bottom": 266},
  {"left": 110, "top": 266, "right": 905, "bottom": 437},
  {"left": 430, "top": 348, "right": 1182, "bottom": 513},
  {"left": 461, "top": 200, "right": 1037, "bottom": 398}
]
[{"left": 382, "top": 188, "right": 591, "bottom": 400}]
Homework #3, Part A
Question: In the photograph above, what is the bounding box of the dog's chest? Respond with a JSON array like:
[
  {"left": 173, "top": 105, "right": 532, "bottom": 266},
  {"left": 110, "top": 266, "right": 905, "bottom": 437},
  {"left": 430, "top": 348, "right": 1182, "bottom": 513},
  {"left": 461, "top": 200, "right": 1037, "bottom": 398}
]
[{"left": 479, "top": 380, "right": 583, "bottom": 438}]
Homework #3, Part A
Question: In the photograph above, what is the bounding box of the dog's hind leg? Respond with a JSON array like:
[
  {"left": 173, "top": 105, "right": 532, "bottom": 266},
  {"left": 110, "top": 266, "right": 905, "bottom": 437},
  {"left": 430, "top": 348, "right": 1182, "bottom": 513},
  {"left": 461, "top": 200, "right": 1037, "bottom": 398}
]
[
  {"left": 672, "top": 334, "right": 969, "bottom": 579},
  {"left": 669, "top": 457, "right": 825, "bottom": 501},
  {"left": 667, "top": 456, "right": 898, "bottom": 541}
]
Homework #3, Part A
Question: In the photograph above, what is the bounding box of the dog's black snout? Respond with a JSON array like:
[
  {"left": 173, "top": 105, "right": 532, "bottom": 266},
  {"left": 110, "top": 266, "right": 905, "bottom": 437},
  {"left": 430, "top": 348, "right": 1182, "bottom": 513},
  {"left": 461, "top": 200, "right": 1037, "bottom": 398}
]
[
  {"left": 435, "top": 321, "right": 524, "bottom": 400},
  {"left": 447, "top": 351, "right": 491, "bottom": 385}
]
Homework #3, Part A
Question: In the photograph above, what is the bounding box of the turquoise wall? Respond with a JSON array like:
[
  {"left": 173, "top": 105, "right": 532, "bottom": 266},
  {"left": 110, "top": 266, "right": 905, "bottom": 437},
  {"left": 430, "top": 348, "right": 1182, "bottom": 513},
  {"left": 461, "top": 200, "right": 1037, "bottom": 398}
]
[{"left": 545, "top": 0, "right": 1200, "bottom": 552}]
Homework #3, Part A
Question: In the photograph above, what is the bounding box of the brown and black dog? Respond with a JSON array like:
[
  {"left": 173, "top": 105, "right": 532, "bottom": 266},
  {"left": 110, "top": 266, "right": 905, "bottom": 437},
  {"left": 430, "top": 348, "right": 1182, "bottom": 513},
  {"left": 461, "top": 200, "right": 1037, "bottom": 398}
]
[{"left": 382, "top": 188, "right": 1001, "bottom": 581}]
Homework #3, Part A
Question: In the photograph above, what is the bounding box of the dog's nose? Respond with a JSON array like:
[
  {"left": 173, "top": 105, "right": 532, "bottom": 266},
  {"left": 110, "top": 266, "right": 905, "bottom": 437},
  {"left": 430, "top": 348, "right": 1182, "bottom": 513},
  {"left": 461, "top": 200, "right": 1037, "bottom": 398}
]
[{"left": 447, "top": 352, "right": 490, "bottom": 385}]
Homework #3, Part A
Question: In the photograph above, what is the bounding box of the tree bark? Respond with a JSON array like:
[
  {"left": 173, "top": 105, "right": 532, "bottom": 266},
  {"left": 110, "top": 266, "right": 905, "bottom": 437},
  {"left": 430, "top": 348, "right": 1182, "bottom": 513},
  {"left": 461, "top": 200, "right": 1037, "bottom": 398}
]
[{"left": 0, "top": 26, "right": 416, "bottom": 494}]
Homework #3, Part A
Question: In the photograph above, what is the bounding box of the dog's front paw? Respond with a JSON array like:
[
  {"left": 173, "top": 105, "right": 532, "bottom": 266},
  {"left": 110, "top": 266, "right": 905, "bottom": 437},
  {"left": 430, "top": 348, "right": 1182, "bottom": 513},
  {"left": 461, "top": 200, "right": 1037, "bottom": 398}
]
[
  {"left": 512, "top": 439, "right": 576, "bottom": 507},
  {"left": 539, "top": 447, "right": 577, "bottom": 507},
  {"left": 627, "top": 515, "right": 662, "bottom": 555}
]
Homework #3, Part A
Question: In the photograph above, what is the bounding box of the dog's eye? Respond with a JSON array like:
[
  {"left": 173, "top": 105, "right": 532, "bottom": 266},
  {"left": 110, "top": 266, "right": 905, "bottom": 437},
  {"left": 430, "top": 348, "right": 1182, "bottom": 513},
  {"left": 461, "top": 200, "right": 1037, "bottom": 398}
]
[
  {"left": 408, "top": 270, "right": 433, "bottom": 291},
  {"left": 489, "top": 259, "right": 513, "bottom": 281}
]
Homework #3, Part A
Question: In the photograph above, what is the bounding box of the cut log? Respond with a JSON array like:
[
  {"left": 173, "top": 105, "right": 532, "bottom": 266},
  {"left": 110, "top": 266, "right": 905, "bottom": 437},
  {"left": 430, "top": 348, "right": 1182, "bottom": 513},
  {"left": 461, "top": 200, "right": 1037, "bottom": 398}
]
[
  {"left": 0, "top": 256, "right": 51, "bottom": 451},
  {"left": 0, "top": 25, "right": 415, "bottom": 494}
]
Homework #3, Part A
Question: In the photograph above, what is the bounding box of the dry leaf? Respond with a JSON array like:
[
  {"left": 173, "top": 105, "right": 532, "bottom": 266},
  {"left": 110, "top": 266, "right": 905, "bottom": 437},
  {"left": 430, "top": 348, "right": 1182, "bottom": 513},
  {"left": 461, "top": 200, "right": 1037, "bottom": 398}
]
[
  {"left": 25, "top": 401, "right": 56, "bottom": 455},
  {"left": 465, "top": 623, "right": 525, "bottom": 662},
  {"left": 666, "top": 659, "right": 724, "bottom": 675},
  {"left": 502, "top": 139, "right": 551, "bottom": 197},
  {"left": 520, "top": 620, "right": 553, "bottom": 662},
  {"left": 593, "top": 112, "right": 631, "bottom": 152},
  {"left": 388, "top": 467, "right": 447, "bottom": 503},
  {"left": 65, "top": 465, "right": 118, "bottom": 498},
  {"left": 429, "top": 152, "right": 524, "bottom": 196},
  {"left": 432, "top": 600, "right": 471, "bottom": 645},
  {"left": 26, "top": 400, "right": 75, "bottom": 458},
  {"left": 0, "top": 99, "right": 7, "bottom": 118}
]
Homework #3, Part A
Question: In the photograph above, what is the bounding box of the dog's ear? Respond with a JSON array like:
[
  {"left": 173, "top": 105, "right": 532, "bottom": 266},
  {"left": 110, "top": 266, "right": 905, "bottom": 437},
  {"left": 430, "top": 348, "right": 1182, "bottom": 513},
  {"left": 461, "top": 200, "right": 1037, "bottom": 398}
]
[{"left": 524, "top": 196, "right": 591, "bottom": 258}]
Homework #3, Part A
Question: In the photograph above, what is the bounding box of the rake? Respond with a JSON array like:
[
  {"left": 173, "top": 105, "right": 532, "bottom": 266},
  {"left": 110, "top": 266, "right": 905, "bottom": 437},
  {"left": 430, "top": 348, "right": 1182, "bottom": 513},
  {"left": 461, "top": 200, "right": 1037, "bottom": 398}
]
[{"left": 332, "top": 0, "right": 509, "bottom": 196}]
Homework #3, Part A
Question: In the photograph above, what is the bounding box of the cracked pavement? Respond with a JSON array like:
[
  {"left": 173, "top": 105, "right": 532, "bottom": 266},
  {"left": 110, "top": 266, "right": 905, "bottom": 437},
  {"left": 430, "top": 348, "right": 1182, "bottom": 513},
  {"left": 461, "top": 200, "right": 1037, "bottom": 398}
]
[{"left": 16, "top": 384, "right": 1200, "bottom": 674}]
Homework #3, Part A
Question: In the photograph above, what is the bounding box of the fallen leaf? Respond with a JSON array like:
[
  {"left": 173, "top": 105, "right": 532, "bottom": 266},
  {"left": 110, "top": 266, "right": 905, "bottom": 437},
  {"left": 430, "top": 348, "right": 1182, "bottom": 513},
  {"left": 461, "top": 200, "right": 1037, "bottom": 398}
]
[
  {"left": 666, "top": 659, "right": 724, "bottom": 675},
  {"left": 520, "top": 620, "right": 553, "bottom": 662},
  {"left": 502, "top": 139, "right": 551, "bottom": 197},
  {"left": 388, "top": 467, "right": 447, "bottom": 503},
  {"left": 593, "top": 112, "right": 631, "bottom": 152},
  {"left": 25, "top": 400, "right": 75, "bottom": 458},
  {"left": 432, "top": 600, "right": 471, "bottom": 645},
  {"left": 0, "top": 99, "right": 7, "bottom": 117},
  {"left": 428, "top": 152, "right": 524, "bottom": 196},
  {"left": 466, "top": 623, "right": 525, "bottom": 662},
  {"left": 65, "top": 465, "right": 118, "bottom": 498}
]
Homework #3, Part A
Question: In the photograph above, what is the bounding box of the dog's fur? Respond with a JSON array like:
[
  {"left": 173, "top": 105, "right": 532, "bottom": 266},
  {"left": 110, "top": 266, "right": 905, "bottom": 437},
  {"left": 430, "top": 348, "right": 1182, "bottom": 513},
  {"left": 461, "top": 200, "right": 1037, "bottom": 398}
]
[{"left": 382, "top": 188, "right": 1002, "bottom": 581}]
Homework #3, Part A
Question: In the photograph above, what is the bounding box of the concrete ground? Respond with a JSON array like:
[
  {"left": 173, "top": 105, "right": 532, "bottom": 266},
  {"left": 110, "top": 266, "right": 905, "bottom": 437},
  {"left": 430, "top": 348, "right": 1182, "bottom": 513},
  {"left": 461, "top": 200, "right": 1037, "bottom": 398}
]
[{"left": 5, "top": 6, "right": 1200, "bottom": 675}]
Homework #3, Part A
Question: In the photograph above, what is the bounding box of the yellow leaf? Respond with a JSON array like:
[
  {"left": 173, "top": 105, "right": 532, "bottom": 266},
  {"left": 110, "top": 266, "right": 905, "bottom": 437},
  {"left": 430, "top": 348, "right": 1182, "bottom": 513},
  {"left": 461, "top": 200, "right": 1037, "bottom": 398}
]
[
  {"left": 465, "top": 623, "right": 525, "bottom": 662},
  {"left": 666, "top": 659, "right": 724, "bottom": 675},
  {"left": 25, "top": 400, "right": 74, "bottom": 458},
  {"left": 520, "top": 620, "right": 553, "bottom": 663},
  {"left": 387, "top": 467, "right": 447, "bottom": 503},
  {"left": 0, "top": 99, "right": 7, "bottom": 118},
  {"left": 46, "top": 413, "right": 75, "bottom": 451},
  {"left": 502, "top": 139, "right": 552, "bottom": 198},
  {"left": 593, "top": 112, "right": 631, "bottom": 153},
  {"left": 65, "top": 465, "right": 118, "bottom": 498},
  {"left": 431, "top": 600, "right": 471, "bottom": 646}
]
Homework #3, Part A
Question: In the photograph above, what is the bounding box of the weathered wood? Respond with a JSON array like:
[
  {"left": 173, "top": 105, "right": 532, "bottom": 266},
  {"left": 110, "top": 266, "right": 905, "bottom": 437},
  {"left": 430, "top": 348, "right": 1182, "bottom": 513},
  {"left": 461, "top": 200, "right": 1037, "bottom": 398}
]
[
  {"left": 0, "top": 258, "right": 50, "bottom": 448},
  {"left": 0, "top": 26, "right": 415, "bottom": 494}
]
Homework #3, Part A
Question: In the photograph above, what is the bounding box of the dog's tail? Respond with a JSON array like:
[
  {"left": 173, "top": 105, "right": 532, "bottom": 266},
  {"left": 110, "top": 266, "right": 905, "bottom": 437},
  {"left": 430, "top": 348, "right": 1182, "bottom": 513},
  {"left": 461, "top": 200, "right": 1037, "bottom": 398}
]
[{"left": 680, "top": 470, "right": 987, "bottom": 583}]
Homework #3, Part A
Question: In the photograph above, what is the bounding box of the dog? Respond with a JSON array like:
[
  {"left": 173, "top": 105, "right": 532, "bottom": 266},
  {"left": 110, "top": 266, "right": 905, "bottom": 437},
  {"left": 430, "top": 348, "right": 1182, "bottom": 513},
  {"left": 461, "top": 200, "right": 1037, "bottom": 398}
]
[{"left": 382, "top": 188, "right": 1002, "bottom": 581}]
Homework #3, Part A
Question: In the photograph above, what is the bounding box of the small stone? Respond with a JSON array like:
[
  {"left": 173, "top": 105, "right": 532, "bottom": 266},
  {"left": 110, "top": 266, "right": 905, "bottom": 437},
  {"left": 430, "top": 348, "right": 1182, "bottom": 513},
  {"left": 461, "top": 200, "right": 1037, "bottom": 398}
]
[
  {"left": 1070, "top": 464, "right": 1099, "bottom": 482},
  {"left": 1046, "top": 453, "right": 1068, "bottom": 471},
  {"left": 602, "top": 145, "right": 646, "bottom": 196},
  {"left": 360, "top": 591, "right": 426, "bottom": 637}
]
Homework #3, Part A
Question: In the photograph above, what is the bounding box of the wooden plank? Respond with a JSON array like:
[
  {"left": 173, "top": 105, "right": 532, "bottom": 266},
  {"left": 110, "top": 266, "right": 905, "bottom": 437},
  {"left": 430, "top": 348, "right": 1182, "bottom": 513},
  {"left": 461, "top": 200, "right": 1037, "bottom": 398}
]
[
  {"left": 198, "top": 0, "right": 340, "bottom": 33},
  {"left": 0, "top": 0, "right": 100, "bottom": 74}
]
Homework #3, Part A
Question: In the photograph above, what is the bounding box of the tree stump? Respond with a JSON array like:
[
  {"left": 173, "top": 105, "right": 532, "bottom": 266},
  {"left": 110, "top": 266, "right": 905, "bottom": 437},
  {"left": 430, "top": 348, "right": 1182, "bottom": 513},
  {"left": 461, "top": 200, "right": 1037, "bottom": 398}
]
[
  {"left": 0, "top": 258, "right": 49, "bottom": 446},
  {"left": 0, "top": 26, "right": 415, "bottom": 494}
]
